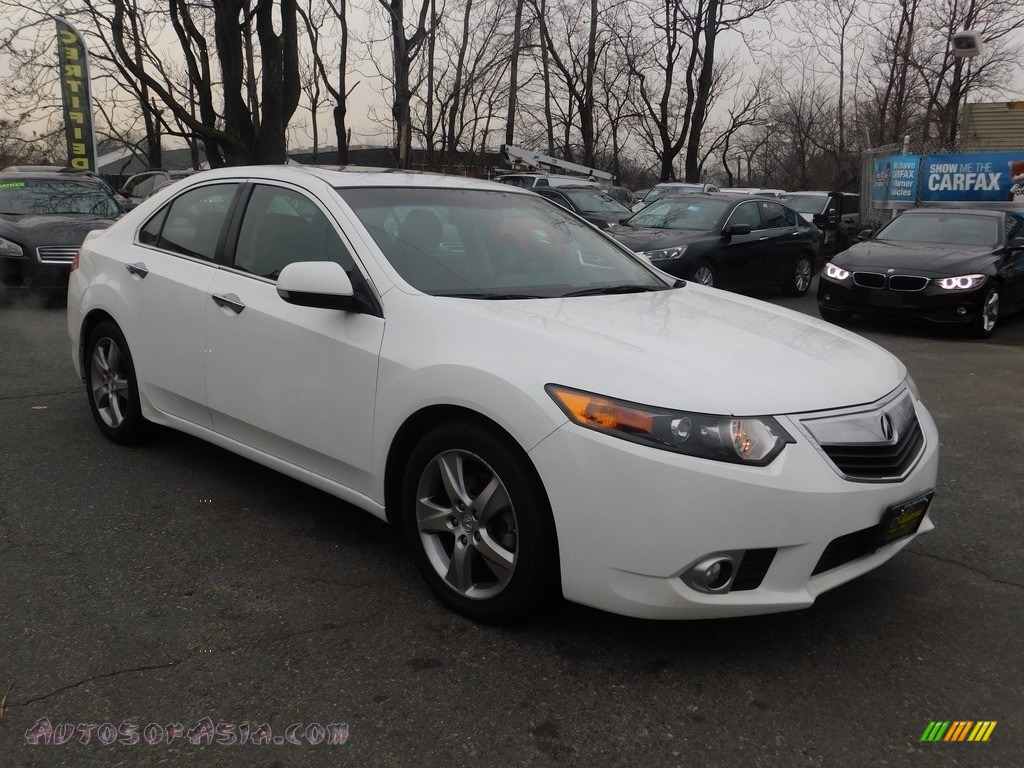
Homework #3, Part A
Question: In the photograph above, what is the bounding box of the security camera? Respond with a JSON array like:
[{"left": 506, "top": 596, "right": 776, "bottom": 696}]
[{"left": 951, "top": 30, "right": 983, "bottom": 58}]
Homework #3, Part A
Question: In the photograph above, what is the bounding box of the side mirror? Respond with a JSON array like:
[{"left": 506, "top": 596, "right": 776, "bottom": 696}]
[
  {"left": 1009, "top": 235, "right": 1024, "bottom": 250},
  {"left": 277, "top": 261, "right": 355, "bottom": 310},
  {"left": 857, "top": 229, "right": 874, "bottom": 241},
  {"left": 723, "top": 223, "right": 752, "bottom": 236}
]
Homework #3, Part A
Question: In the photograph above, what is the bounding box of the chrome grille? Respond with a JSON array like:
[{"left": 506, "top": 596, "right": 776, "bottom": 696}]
[
  {"left": 36, "top": 246, "right": 78, "bottom": 264},
  {"left": 797, "top": 389, "right": 926, "bottom": 482},
  {"left": 888, "top": 275, "right": 929, "bottom": 291},
  {"left": 853, "top": 271, "right": 885, "bottom": 288}
]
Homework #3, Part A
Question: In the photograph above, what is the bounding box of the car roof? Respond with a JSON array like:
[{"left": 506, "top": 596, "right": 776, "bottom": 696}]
[{"left": 184, "top": 164, "right": 531, "bottom": 193}]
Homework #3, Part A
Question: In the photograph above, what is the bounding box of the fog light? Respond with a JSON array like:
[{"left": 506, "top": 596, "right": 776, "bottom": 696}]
[
  {"left": 682, "top": 552, "right": 741, "bottom": 594},
  {"left": 956, "top": 306, "right": 967, "bottom": 316}
]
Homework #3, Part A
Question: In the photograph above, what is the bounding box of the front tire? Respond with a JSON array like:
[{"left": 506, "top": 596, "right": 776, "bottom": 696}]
[
  {"left": 85, "top": 321, "right": 148, "bottom": 443},
  {"left": 785, "top": 256, "right": 813, "bottom": 297},
  {"left": 402, "top": 420, "right": 559, "bottom": 623},
  {"left": 972, "top": 283, "right": 1000, "bottom": 339},
  {"left": 691, "top": 261, "right": 716, "bottom": 287}
]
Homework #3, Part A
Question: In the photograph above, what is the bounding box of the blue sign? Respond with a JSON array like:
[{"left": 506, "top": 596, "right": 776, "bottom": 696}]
[
  {"left": 872, "top": 155, "right": 920, "bottom": 204},
  {"left": 922, "top": 152, "right": 1024, "bottom": 203}
]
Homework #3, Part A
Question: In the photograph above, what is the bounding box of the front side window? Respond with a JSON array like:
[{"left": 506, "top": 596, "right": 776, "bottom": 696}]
[
  {"left": 725, "top": 202, "right": 761, "bottom": 230},
  {"left": 150, "top": 183, "right": 238, "bottom": 260},
  {"left": 336, "top": 186, "right": 666, "bottom": 298},
  {"left": 233, "top": 185, "right": 353, "bottom": 279},
  {"left": 759, "top": 202, "right": 796, "bottom": 228}
]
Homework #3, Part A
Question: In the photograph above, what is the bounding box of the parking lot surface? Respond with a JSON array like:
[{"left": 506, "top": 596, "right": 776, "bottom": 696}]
[{"left": 2, "top": 282, "right": 1021, "bottom": 767}]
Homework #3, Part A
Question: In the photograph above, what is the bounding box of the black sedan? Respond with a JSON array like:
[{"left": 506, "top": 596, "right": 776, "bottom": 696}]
[
  {"left": 610, "top": 193, "right": 821, "bottom": 295},
  {"left": 532, "top": 185, "right": 632, "bottom": 229},
  {"left": 817, "top": 208, "right": 1024, "bottom": 338},
  {"left": 0, "top": 171, "right": 121, "bottom": 299}
]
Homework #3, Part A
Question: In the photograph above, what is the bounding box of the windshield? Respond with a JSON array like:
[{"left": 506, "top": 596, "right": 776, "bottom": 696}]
[
  {"left": 625, "top": 197, "right": 731, "bottom": 231},
  {"left": 335, "top": 187, "right": 668, "bottom": 298},
  {"left": 875, "top": 213, "right": 1000, "bottom": 247},
  {"left": 780, "top": 194, "right": 827, "bottom": 215},
  {"left": 562, "top": 188, "right": 630, "bottom": 214},
  {"left": 0, "top": 179, "right": 120, "bottom": 217}
]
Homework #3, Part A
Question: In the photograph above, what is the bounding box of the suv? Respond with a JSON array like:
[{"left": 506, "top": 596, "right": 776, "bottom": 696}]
[
  {"left": 781, "top": 191, "right": 860, "bottom": 254},
  {"left": 119, "top": 169, "right": 194, "bottom": 209},
  {"left": 0, "top": 171, "right": 121, "bottom": 300}
]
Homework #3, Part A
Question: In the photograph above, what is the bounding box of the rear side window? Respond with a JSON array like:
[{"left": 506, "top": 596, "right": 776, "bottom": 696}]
[{"left": 143, "top": 183, "right": 238, "bottom": 260}]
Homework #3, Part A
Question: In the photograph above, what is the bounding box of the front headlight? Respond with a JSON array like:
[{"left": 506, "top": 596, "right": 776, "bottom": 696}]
[
  {"left": 547, "top": 385, "right": 794, "bottom": 465},
  {"left": 644, "top": 245, "right": 687, "bottom": 261},
  {"left": 823, "top": 262, "right": 849, "bottom": 280},
  {"left": 935, "top": 274, "right": 986, "bottom": 290},
  {"left": 0, "top": 236, "right": 24, "bottom": 257}
]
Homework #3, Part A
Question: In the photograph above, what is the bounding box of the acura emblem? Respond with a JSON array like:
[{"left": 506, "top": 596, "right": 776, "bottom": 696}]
[
  {"left": 887, "top": 268, "right": 895, "bottom": 273},
  {"left": 880, "top": 413, "right": 897, "bottom": 443}
]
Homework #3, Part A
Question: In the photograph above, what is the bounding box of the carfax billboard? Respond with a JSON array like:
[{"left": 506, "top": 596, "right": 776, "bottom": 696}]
[
  {"left": 872, "top": 155, "right": 920, "bottom": 204},
  {"left": 921, "top": 152, "right": 1024, "bottom": 203}
]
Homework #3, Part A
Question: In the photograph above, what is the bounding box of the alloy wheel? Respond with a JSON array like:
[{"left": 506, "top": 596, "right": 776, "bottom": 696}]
[
  {"left": 415, "top": 449, "right": 518, "bottom": 600},
  {"left": 90, "top": 336, "right": 130, "bottom": 429}
]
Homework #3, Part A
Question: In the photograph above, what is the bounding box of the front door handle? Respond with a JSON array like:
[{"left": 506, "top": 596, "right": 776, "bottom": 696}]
[
  {"left": 211, "top": 293, "right": 245, "bottom": 314},
  {"left": 758, "top": 236, "right": 769, "bottom": 241},
  {"left": 126, "top": 262, "right": 148, "bottom": 279}
]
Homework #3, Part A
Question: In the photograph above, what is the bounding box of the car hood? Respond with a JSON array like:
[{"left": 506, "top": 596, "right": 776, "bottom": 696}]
[
  {"left": 834, "top": 240, "right": 998, "bottom": 275},
  {"left": 0, "top": 214, "right": 117, "bottom": 243},
  {"left": 405, "top": 287, "right": 905, "bottom": 416},
  {"left": 609, "top": 226, "right": 709, "bottom": 252}
]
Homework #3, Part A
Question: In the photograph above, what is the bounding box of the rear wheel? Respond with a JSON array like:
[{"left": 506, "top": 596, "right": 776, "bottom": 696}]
[
  {"left": 85, "top": 321, "right": 148, "bottom": 443},
  {"left": 785, "top": 256, "right": 813, "bottom": 297},
  {"left": 691, "top": 261, "right": 715, "bottom": 287},
  {"left": 972, "top": 283, "right": 1000, "bottom": 339},
  {"left": 403, "top": 420, "right": 558, "bottom": 623}
]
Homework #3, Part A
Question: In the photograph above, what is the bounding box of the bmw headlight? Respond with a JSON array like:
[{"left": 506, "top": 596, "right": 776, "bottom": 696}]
[
  {"left": 935, "top": 274, "right": 986, "bottom": 290},
  {"left": 644, "top": 245, "right": 687, "bottom": 261},
  {"left": 823, "top": 262, "right": 849, "bottom": 280},
  {"left": 0, "top": 236, "right": 24, "bottom": 257},
  {"left": 547, "top": 385, "right": 794, "bottom": 465}
]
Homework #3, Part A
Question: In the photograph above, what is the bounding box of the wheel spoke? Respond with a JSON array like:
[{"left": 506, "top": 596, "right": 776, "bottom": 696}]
[
  {"left": 417, "top": 498, "right": 453, "bottom": 533},
  {"left": 93, "top": 344, "right": 110, "bottom": 374},
  {"left": 445, "top": 539, "right": 473, "bottom": 593},
  {"left": 111, "top": 375, "right": 129, "bottom": 393},
  {"left": 106, "top": 342, "right": 121, "bottom": 375},
  {"left": 472, "top": 476, "right": 510, "bottom": 525},
  {"left": 109, "top": 393, "right": 125, "bottom": 426},
  {"left": 474, "top": 531, "right": 515, "bottom": 579},
  {"left": 436, "top": 452, "right": 469, "bottom": 507}
]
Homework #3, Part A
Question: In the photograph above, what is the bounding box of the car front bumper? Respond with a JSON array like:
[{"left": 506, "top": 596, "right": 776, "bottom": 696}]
[
  {"left": 0, "top": 253, "right": 73, "bottom": 289},
  {"left": 817, "top": 275, "right": 989, "bottom": 324},
  {"left": 529, "top": 397, "right": 939, "bottom": 619}
]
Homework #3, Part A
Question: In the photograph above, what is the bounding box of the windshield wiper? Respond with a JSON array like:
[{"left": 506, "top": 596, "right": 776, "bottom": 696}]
[
  {"left": 561, "top": 285, "right": 667, "bottom": 297},
  {"left": 437, "top": 292, "right": 548, "bottom": 300}
]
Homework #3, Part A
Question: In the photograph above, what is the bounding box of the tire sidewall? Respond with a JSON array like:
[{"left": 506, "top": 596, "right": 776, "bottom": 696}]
[{"left": 402, "top": 420, "right": 558, "bottom": 623}]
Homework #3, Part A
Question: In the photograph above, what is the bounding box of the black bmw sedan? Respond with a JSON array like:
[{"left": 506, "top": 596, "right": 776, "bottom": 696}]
[
  {"left": 610, "top": 193, "right": 821, "bottom": 296},
  {"left": 817, "top": 208, "right": 1024, "bottom": 338},
  {"left": 0, "top": 171, "right": 121, "bottom": 301}
]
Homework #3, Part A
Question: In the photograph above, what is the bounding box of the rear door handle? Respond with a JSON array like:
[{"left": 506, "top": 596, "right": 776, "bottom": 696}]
[
  {"left": 126, "top": 262, "right": 148, "bottom": 279},
  {"left": 211, "top": 293, "right": 245, "bottom": 314}
]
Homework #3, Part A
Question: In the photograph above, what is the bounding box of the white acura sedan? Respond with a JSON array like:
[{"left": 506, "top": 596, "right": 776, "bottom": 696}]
[{"left": 68, "top": 166, "right": 938, "bottom": 622}]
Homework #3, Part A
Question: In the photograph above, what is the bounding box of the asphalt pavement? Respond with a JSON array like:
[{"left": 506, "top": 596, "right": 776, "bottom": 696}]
[{"left": 1, "top": 282, "right": 1022, "bottom": 767}]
